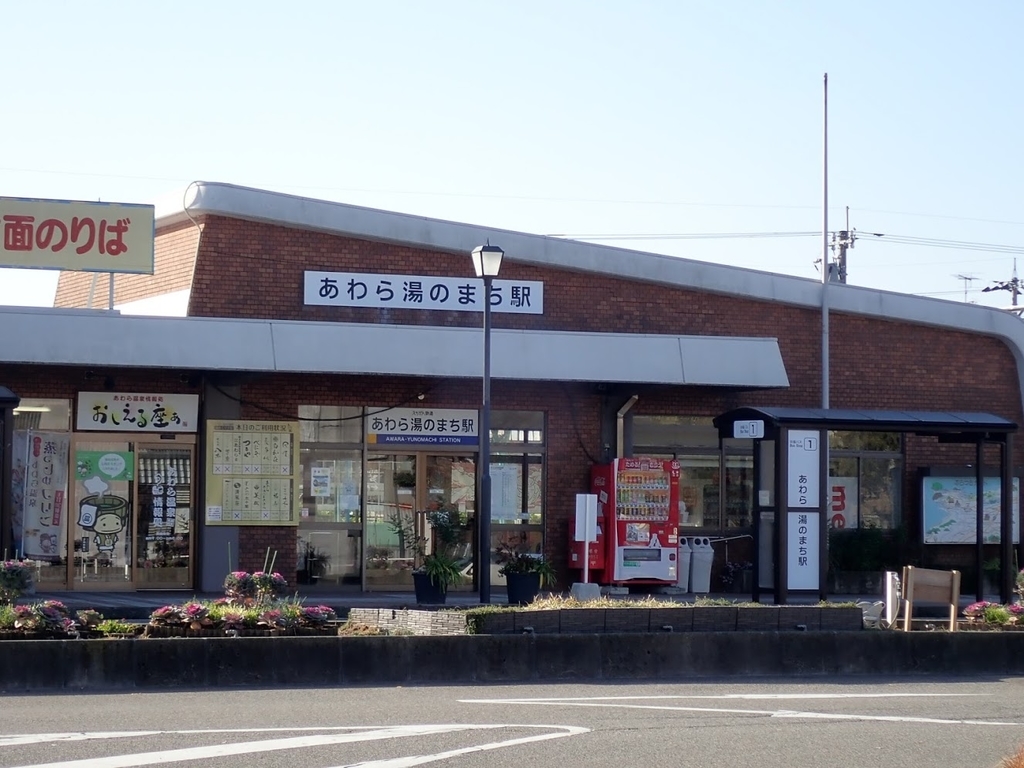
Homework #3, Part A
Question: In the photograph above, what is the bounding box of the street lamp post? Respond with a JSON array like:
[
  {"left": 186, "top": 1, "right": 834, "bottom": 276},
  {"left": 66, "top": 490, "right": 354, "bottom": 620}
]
[{"left": 471, "top": 243, "right": 503, "bottom": 604}]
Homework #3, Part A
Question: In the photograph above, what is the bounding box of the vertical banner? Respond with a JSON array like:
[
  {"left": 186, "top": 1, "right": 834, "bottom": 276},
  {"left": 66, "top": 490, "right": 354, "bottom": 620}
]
[
  {"left": 21, "top": 432, "right": 71, "bottom": 560},
  {"left": 787, "top": 510, "right": 820, "bottom": 590},
  {"left": 11, "top": 431, "right": 28, "bottom": 555},
  {"left": 787, "top": 430, "right": 821, "bottom": 509}
]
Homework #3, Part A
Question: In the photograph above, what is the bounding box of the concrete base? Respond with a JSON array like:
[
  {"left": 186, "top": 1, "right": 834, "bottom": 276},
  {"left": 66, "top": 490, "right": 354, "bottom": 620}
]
[{"left": 570, "top": 583, "right": 603, "bottom": 601}]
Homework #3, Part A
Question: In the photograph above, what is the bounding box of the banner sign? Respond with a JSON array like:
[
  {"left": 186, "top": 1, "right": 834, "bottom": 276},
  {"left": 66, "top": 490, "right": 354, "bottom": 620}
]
[
  {"left": 304, "top": 270, "right": 544, "bottom": 314},
  {"left": 366, "top": 407, "right": 479, "bottom": 446},
  {"left": 787, "top": 510, "right": 819, "bottom": 590},
  {"left": 1, "top": 197, "right": 155, "bottom": 273},
  {"left": 76, "top": 392, "right": 199, "bottom": 433},
  {"left": 14, "top": 431, "right": 70, "bottom": 560},
  {"left": 787, "top": 430, "right": 821, "bottom": 509},
  {"left": 205, "top": 420, "right": 301, "bottom": 526}
]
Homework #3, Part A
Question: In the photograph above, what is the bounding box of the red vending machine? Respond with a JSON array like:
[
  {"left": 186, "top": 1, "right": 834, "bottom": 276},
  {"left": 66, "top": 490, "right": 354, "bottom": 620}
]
[{"left": 590, "top": 457, "right": 680, "bottom": 584}]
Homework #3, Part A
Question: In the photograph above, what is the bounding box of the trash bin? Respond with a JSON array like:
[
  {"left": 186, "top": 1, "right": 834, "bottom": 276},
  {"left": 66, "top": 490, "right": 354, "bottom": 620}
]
[
  {"left": 677, "top": 538, "right": 692, "bottom": 592},
  {"left": 689, "top": 537, "right": 715, "bottom": 594}
]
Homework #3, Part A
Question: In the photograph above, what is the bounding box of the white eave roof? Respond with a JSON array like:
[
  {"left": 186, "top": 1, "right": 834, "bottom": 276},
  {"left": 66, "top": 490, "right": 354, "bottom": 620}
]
[{"left": 0, "top": 307, "right": 789, "bottom": 388}]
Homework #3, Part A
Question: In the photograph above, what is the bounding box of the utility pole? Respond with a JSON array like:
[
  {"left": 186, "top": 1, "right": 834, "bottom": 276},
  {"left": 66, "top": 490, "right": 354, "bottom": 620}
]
[
  {"left": 829, "top": 206, "right": 856, "bottom": 284},
  {"left": 982, "top": 259, "right": 1021, "bottom": 307}
]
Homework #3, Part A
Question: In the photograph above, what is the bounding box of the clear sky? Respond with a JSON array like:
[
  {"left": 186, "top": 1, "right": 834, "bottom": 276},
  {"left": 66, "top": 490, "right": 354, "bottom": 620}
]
[{"left": 2, "top": 1, "right": 1023, "bottom": 308}]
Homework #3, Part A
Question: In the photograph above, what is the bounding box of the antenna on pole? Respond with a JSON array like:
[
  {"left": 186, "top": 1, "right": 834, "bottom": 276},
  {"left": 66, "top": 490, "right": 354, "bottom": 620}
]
[{"left": 954, "top": 273, "right": 978, "bottom": 303}]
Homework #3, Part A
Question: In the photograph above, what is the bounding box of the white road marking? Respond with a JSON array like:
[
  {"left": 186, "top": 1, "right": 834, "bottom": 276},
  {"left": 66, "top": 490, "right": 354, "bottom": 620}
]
[
  {"left": 0, "top": 727, "right": 374, "bottom": 748},
  {"left": 462, "top": 693, "right": 979, "bottom": 703},
  {"left": 460, "top": 694, "right": 1023, "bottom": 727},
  {"left": 330, "top": 726, "right": 589, "bottom": 768},
  {"left": 4, "top": 724, "right": 588, "bottom": 768}
]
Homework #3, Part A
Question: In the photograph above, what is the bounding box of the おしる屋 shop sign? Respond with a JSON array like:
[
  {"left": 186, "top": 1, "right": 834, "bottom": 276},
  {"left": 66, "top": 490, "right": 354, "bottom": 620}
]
[
  {"left": 366, "top": 408, "right": 479, "bottom": 446},
  {"left": 1, "top": 197, "right": 155, "bottom": 273},
  {"left": 76, "top": 392, "right": 199, "bottom": 433},
  {"left": 304, "top": 270, "right": 544, "bottom": 314}
]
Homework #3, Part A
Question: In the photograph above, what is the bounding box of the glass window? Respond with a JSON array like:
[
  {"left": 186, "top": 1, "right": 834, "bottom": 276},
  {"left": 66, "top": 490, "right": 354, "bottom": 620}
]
[
  {"left": 829, "top": 431, "right": 901, "bottom": 452},
  {"left": 633, "top": 415, "right": 718, "bottom": 449},
  {"left": 859, "top": 457, "right": 900, "bottom": 528},
  {"left": 299, "top": 405, "right": 362, "bottom": 444},
  {"left": 491, "top": 410, "right": 544, "bottom": 445},
  {"left": 677, "top": 456, "right": 720, "bottom": 528},
  {"left": 724, "top": 455, "right": 754, "bottom": 528},
  {"left": 13, "top": 399, "right": 71, "bottom": 431},
  {"left": 828, "top": 454, "right": 901, "bottom": 529},
  {"left": 491, "top": 454, "right": 543, "bottom": 525}
]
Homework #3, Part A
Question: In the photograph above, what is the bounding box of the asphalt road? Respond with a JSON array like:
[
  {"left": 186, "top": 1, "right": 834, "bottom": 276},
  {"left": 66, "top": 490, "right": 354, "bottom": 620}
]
[{"left": 2, "top": 677, "right": 1023, "bottom": 767}]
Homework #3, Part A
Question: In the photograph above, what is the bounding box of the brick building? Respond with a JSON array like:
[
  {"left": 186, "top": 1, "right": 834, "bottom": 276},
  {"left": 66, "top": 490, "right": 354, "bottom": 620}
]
[{"left": 2, "top": 182, "right": 1022, "bottom": 595}]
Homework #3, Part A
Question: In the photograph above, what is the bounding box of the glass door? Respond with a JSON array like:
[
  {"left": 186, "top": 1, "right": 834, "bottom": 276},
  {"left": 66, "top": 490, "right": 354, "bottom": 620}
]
[
  {"left": 71, "top": 439, "right": 135, "bottom": 588},
  {"left": 364, "top": 454, "right": 418, "bottom": 589},
  {"left": 424, "top": 454, "right": 476, "bottom": 592},
  {"left": 135, "top": 444, "right": 195, "bottom": 589},
  {"left": 298, "top": 449, "right": 362, "bottom": 588}
]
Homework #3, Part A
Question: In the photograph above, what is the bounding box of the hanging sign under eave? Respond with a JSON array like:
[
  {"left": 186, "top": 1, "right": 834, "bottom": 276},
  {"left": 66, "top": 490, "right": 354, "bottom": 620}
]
[{"left": 0, "top": 196, "right": 155, "bottom": 274}]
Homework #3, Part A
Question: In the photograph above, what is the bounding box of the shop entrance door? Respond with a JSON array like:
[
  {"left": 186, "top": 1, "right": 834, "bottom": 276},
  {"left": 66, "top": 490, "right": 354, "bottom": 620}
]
[
  {"left": 70, "top": 436, "right": 195, "bottom": 590},
  {"left": 363, "top": 452, "right": 476, "bottom": 591}
]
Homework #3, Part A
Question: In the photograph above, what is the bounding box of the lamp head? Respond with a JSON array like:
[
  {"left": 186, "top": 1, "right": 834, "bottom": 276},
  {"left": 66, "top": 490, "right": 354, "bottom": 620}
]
[{"left": 471, "top": 243, "right": 504, "bottom": 278}]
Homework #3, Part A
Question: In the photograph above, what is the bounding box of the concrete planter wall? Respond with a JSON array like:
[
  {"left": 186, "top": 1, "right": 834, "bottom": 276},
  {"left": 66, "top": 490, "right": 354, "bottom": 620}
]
[
  {"left": 469, "top": 606, "right": 863, "bottom": 635},
  {"left": 4, "top": 632, "right": 1024, "bottom": 691}
]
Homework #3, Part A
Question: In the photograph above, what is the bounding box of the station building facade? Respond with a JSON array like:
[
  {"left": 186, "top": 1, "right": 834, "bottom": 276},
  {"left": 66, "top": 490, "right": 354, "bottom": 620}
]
[{"left": 1, "top": 182, "right": 1022, "bottom": 594}]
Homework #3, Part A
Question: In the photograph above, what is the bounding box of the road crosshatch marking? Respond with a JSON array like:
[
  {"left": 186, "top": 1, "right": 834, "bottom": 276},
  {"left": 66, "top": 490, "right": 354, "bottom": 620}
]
[
  {"left": 1, "top": 724, "right": 589, "bottom": 768},
  {"left": 459, "top": 693, "right": 1024, "bottom": 727}
]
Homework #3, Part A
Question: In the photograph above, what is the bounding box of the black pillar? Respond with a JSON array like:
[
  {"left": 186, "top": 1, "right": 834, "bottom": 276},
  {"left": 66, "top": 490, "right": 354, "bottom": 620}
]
[
  {"left": 1001, "top": 436, "right": 1015, "bottom": 604},
  {"left": 975, "top": 440, "right": 985, "bottom": 603}
]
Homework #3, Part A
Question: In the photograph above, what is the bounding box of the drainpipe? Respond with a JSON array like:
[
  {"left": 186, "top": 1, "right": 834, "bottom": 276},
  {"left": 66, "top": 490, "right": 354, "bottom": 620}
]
[{"left": 616, "top": 395, "right": 639, "bottom": 458}]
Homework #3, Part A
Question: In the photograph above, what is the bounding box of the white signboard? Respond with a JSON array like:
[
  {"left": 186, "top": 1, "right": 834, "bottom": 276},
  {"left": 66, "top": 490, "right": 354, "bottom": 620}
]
[
  {"left": 787, "top": 429, "right": 821, "bottom": 509},
  {"left": 574, "top": 493, "right": 598, "bottom": 542},
  {"left": 366, "top": 407, "right": 479, "bottom": 446},
  {"left": 828, "top": 477, "right": 859, "bottom": 529},
  {"left": 304, "top": 270, "right": 544, "bottom": 315},
  {"left": 787, "top": 510, "right": 819, "bottom": 590},
  {"left": 490, "top": 463, "right": 524, "bottom": 522},
  {"left": 76, "top": 392, "right": 199, "bottom": 433},
  {"left": 733, "top": 420, "right": 765, "bottom": 439}
]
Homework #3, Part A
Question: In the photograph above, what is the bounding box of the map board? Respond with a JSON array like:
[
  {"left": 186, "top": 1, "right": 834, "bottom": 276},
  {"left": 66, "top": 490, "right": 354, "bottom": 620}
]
[{"left": 921, "top": 476, "right": 1020, "bottom": 544}]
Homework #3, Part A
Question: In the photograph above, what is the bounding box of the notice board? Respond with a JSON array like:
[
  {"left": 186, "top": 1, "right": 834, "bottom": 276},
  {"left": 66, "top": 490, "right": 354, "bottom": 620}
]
[{"left": 204, "top": 420, "right": 301, "bottom": 526}]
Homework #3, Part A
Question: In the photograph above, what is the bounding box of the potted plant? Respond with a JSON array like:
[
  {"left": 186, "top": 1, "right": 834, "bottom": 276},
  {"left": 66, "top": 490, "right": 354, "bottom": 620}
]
[
  {"left": 720, "top": 560, "right": 753, "bottom": 593},
  {"left": 0, "top": 560, "right": 34, "bottom": 604},
  {"left": 412, "top": 507, "right": 467, "bottom": 604},
  {"left": 496, "top": 542, "right": 555, "bottom": 605},
  {"left": 297, "top": 542, "right": 332, "bottom": 585}
]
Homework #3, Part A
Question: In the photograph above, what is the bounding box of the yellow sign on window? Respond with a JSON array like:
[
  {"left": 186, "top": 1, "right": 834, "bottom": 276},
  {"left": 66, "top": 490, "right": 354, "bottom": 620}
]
[{"left": 204, "top": 420, "right": 301, "bottom": 527}]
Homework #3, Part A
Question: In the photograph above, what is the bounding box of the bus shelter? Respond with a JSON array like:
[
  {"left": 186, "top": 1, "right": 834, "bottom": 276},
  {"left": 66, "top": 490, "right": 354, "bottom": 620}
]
[{"left": 713, "top": 407, "right": 1018, "bottom": 605}]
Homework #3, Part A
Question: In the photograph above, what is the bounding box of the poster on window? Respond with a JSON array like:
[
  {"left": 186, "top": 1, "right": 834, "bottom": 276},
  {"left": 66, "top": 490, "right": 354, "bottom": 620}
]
[
  {"left": 828, "top": 477, "right": 858, "bottom": 529},
  {"left": 20, "top": 432, "right": 71, "bottom": 560},
  {"left": 787, "top": 511, "right": 819, "bottom": 591}
]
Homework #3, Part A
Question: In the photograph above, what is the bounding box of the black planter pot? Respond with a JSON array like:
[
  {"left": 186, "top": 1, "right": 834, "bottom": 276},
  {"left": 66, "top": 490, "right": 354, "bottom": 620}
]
[
  {"left": 413, "top": 571, "right": 447, "bottom": 605},
  {"left": 505, "top": 572, "right": 542, "bottom": 606}
]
